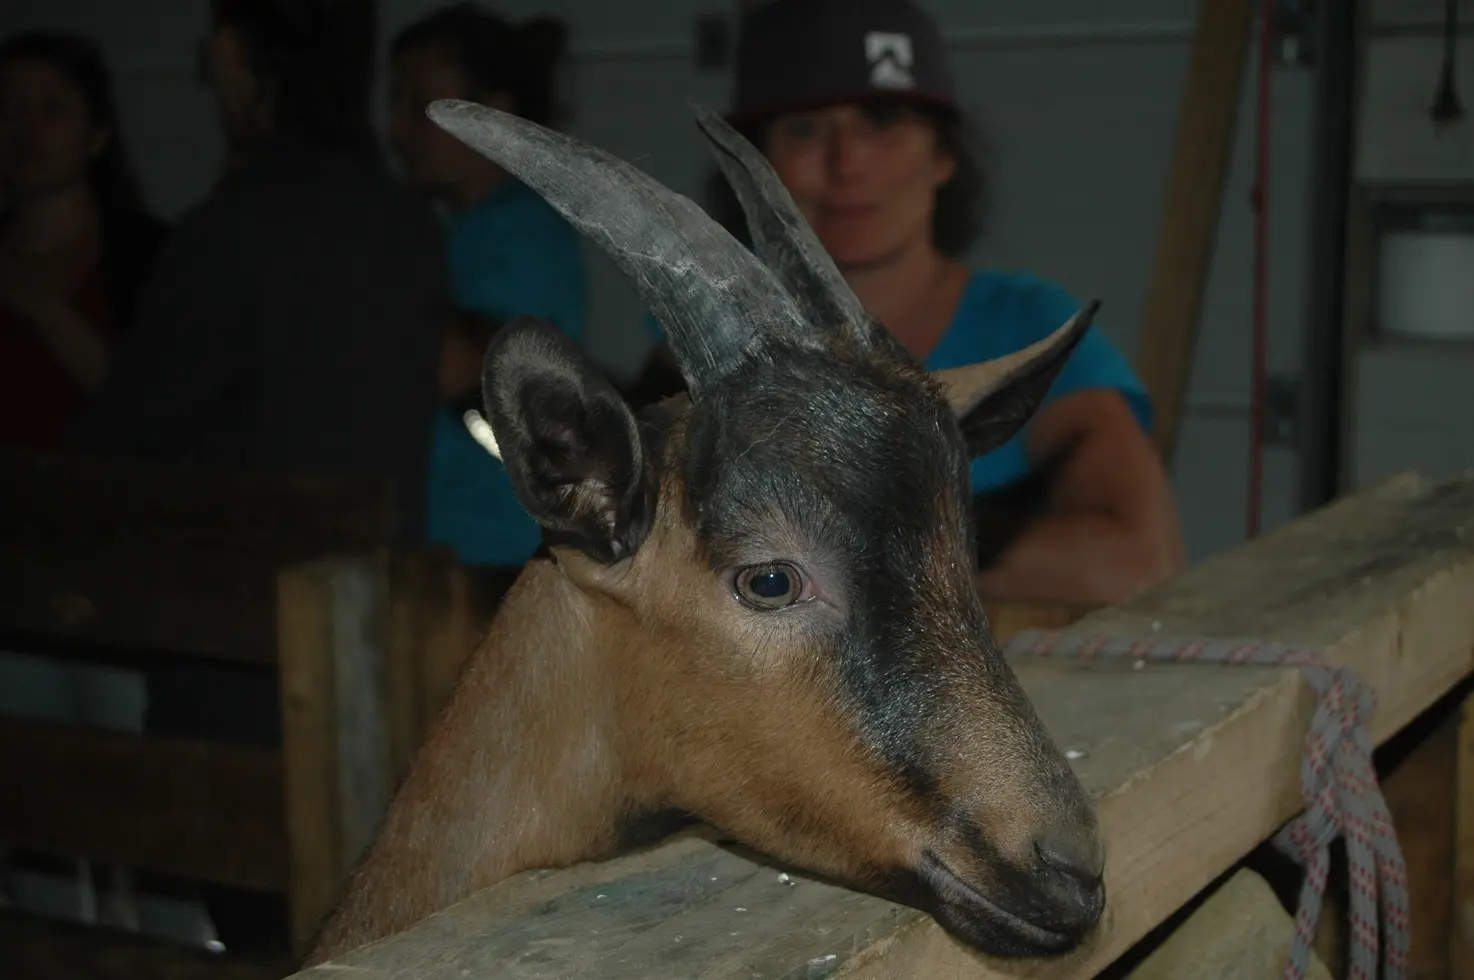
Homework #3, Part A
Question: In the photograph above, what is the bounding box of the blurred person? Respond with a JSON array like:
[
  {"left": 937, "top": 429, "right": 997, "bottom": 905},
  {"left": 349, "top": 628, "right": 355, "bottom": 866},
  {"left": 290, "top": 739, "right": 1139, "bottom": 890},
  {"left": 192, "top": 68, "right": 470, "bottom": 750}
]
[
  {"left": 632, "top": 0, "right": 1184, "bottom": 605},
  {"left": 0, "top": 30, "right": 170, "bottom": 938},
  {"left": 388, "top": 2, "right": 588, "bottom": 568},
  {"left": 69, "top": 0, "right": 448, "bottom": 542},
  {"left": 0, "top": 30, "right": 169, "bottom": 449},
  {"left": 65, "top": 0, "right": 451, "bottom": 954}
]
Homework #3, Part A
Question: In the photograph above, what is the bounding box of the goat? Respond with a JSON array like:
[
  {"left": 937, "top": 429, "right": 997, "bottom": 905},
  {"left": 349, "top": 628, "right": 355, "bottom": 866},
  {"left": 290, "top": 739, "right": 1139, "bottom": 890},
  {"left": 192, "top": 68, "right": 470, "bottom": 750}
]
[{"left": 304, "top": 99, "right": 1106, "bottom": 966}]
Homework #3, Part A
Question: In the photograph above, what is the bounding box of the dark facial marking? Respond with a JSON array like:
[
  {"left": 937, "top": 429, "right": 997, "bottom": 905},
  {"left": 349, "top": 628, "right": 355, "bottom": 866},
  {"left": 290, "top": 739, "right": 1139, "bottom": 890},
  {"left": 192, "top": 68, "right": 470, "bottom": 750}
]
[{"left": 675, "top": 346, "right": 995, "bottom": 806}]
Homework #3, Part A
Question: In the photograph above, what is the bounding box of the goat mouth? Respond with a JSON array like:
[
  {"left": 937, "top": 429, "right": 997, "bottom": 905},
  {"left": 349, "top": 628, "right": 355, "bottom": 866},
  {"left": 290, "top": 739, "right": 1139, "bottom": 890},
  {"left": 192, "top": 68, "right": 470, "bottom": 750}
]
[{"left": 915, "top": 851, "right": 1089, "bottom": 958}]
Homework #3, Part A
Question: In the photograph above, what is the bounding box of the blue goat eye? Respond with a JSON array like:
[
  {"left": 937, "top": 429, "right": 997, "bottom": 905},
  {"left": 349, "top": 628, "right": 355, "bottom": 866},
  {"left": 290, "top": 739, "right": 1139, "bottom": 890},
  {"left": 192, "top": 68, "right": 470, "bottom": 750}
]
[{"left": 735, "top": 563, "right": 803, "bottom": 610}]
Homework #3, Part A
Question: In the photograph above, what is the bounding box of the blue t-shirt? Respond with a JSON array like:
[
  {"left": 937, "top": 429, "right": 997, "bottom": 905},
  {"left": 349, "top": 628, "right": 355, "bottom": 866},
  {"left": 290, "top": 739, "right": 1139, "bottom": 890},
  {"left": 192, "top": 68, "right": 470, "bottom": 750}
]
[
  {"left": 425, "top": 178, "right": 588, "bottom": 566},
  {"left": 642, "top": 268, "right": 1151, "bottom": 494}
]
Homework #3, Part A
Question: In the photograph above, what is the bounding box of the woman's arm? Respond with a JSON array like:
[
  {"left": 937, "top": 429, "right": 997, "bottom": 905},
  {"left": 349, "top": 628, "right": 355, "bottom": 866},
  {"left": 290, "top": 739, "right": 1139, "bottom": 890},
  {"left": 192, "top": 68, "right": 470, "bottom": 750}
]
[
  {"left": 13, "top": 299, "right": 111, "bottom": 390},
  {"left": 975, "top": 388, "right": 1185, "bottom": 604},
  {"left": 0, "top": 252, "right": 110, "bottom": 389}
]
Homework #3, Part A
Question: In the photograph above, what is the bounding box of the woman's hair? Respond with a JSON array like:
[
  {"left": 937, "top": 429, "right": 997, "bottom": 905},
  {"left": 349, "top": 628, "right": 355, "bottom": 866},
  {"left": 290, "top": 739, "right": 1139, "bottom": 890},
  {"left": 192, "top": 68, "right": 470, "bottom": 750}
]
[
  {"left": 391, "top": 3, "right": 571, "bottom": 128},
  {"left": 704, "top": 100, "right": 994, "bottom": 260},
  {"left": 0, "top": 30, "right": 148, "bottom": 215},
  {"left": 212, "top": 0, "right": 377, "bottom": 147}
]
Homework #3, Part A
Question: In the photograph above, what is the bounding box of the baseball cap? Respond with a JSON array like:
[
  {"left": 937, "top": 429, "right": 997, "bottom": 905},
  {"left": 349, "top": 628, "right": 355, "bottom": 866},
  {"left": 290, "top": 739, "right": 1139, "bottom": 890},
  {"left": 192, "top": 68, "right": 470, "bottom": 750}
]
[{"left": 728, "top": 0, "right": 957, "bottom": 126}]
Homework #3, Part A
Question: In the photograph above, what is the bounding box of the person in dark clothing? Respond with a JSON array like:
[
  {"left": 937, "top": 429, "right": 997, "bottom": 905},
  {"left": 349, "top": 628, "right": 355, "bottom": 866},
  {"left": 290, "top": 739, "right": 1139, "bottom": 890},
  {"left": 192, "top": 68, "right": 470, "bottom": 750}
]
[
  {"left": 0, "top": 30, "right": 170, "bottom": 449},
  {"left": 69, "top": 0, "right": 448, "bottom": 540},
  {"left": 64, "top": 0, "right": 451, "bottom": 955}
]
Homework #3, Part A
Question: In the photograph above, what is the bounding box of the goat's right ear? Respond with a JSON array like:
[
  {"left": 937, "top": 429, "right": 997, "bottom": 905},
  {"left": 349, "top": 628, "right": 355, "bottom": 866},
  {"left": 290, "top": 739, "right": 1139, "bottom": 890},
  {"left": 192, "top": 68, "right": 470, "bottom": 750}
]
[
  {"left": 932, "top": 301, "right": 1097, "bottom": 459},
  {"left": 481, "top": 316, "right": 654, "bottom": 564}
]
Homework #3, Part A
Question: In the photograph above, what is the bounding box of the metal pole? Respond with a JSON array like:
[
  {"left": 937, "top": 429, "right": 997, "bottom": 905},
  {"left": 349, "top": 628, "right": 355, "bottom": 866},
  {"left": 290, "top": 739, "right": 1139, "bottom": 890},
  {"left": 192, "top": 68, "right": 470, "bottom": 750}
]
[{"left": 1298, "top": 0, "right": 1359, "bottom": 511}]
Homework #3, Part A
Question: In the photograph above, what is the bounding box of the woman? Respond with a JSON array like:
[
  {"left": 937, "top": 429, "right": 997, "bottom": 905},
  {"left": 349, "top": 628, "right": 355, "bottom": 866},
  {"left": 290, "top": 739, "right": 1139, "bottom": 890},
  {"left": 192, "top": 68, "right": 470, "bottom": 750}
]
[
  {"left": 0, "top": 31, "right": 169, "bottom": 449},
  {"left": 388, "top": 3, "right": 589, "bottom": 567},
  {"left": 636, "top": 0, "right": 1184, "bottom": 605},
  {"left": 0, "top": 29, "right": 171, "bottom": 939}
]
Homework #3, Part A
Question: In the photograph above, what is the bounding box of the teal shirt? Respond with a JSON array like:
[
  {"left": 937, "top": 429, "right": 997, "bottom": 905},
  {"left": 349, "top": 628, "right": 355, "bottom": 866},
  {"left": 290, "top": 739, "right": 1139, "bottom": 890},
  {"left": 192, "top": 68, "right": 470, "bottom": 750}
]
[
  {"left": 643, "top": 268, "right": 1151, "bottom": 493},
  {"left": 425, "top": 179, "right": 588, "bottom": 566},
  {"left": 929, "top": 269, "right": 1151, "bottom": 492}
]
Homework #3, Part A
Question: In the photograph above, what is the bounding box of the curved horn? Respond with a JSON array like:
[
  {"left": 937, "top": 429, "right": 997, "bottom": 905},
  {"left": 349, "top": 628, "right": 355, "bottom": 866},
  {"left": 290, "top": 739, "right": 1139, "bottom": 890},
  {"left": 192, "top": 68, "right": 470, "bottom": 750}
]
[
  {"left": 426, "top": 99, "right": 812, "bottom": 397},
  {"left": 688, "top": 100, "right": 893, "bottom": 353}
]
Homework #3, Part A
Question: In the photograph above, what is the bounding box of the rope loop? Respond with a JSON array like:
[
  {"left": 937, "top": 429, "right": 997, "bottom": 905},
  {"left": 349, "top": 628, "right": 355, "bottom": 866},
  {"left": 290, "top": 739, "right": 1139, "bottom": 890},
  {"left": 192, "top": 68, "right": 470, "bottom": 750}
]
[{"left": 1004, "top": 629, "right": 1409, "bottom": 980}]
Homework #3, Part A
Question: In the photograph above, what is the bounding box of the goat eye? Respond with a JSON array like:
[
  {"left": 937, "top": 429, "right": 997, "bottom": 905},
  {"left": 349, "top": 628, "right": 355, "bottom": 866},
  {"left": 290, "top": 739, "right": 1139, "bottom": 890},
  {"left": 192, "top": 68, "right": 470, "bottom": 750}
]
[{"left": 735, "top": 563, "right": 803, "bottom": 610}]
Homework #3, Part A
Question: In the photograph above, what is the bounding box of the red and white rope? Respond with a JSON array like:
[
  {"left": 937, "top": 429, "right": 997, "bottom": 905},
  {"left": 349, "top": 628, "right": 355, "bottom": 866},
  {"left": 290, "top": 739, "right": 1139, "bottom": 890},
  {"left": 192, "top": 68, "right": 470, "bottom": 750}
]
[{"left": 1004, "top": 628, "right": 1410, "bottom": 980}]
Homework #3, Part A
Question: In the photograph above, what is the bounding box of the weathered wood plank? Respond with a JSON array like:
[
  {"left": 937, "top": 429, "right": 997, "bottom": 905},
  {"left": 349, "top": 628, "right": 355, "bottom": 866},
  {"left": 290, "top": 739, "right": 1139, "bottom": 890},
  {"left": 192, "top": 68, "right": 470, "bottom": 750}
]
[
  {"left": 1381, "top": 698, "right": 1459, "bottom": 978},
  {"left": 985, "top": 600, "right": 1099, "bottom": 647},
  {"left": 0, "top": 448, "right": 396, "bottom": 665},
  {"left": 327, "top": 559, "right": 393, "bottom": 884},
  {"left": 1124, "top": 869, "right": 1333, "bottom": 979},
  {"left": 278, "top": 556, "right": 399, "bottom": 952},
  {"left": 0, "top": 716, "right": 286, "bottom": 891},
  {"left": 1453, "top": 696, "right": 1474, "bottom": 975},
  {"left": 287, "top": 472, "right": 1474, "bottom": 979}
]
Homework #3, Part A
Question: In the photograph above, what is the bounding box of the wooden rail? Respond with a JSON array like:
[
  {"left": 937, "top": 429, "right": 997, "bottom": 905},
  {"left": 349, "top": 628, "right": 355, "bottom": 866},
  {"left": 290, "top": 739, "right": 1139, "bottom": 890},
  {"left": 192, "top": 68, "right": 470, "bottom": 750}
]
[
  {"left": 0, "top": 716, "right": 286, "bottom": 892},
  {"left": 0, "top": 449, "right": 421, "bottom": 967},
  {"left": 0, "top": 448, "right": 398, "bottom": 663},
  {"left": 288, "top": 471, "right": 1474, "bottom": 979}
]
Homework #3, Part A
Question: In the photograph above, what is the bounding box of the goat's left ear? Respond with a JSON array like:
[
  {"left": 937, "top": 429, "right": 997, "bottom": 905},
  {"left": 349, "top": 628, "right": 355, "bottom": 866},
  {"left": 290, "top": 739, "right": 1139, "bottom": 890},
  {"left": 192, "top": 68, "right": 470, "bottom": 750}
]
[
  {"left": 932, "top": 301, "right": 1098, "bottom": 459},
  {"left": 481, "top": 316, "right": 654, "bottom": 564}
]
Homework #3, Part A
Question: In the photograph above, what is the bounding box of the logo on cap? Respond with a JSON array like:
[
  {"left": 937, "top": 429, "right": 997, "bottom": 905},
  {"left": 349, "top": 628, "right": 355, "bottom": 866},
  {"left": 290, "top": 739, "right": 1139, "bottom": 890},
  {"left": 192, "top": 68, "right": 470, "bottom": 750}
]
[{"left": 865, "top": 31, "right": 914, "bottom": 90}]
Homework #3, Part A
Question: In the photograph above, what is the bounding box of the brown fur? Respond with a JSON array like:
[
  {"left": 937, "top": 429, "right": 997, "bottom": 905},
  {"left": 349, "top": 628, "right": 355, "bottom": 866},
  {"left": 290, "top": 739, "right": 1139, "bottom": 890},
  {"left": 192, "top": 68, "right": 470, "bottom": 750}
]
[{"left": 306, "top": 373, "right": 1100, "bottom": 965}]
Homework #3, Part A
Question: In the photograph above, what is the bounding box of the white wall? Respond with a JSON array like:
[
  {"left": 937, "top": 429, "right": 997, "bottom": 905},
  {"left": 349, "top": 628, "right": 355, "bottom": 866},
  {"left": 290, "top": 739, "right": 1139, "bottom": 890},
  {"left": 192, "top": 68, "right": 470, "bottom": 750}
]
[{"left": 1, "top": 0, "right": 1335, "bottom": 566}]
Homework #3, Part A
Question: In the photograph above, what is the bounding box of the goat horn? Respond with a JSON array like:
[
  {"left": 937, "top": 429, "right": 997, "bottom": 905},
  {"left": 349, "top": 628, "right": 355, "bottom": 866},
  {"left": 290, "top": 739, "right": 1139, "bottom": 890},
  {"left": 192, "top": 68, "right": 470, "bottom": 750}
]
[
  {"left": 688, "top": 100, "right": 895, "bottom": 354},
  {"left": 426, "top": 99, "right": 813, "bottom": 398}
]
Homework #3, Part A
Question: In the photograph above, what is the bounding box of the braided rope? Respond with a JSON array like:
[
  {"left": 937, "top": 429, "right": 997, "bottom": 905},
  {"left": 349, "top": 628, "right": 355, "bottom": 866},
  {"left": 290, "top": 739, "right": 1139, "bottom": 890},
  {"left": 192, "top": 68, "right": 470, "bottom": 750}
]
[{"left": 1003, "top": 628, "right": 1410, "bottom": 980}]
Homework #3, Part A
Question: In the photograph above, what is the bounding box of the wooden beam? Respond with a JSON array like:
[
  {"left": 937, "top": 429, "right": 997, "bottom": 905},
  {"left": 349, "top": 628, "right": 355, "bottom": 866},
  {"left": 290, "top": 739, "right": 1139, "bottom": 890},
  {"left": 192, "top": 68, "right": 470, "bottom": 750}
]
[
  {"left": 278, "top": 556, "right": 395, "bottom": 952},
  {"left": 0, "top": 448, "right": 396, "bottom": 665},
  {"left": 1126, "top": 869, "right": 1333, "bottom": 979},
  {"left": 0, "top": 717, "right": 286, "bottom": 892},
  {"left": 384, "top": 553, "right": 507, "bottom": 782},
  {"left": 0, "top": 908, "right": 290, "bottom": 980},
  {"left": 1134, "top": 0, "right": 1254, "bottom": 464},
  {"left": 986, "top": 599, "right": 1100, "bottom": 646},
  {"left": 285, "top": 471, "right": 1474, "bottom": 979},
  {"left": 1380, "top": 697, "right": 1461, "bottom": 977},
  {"left": 1453, "top": 696, "right": 1474, "bottom": 975}
]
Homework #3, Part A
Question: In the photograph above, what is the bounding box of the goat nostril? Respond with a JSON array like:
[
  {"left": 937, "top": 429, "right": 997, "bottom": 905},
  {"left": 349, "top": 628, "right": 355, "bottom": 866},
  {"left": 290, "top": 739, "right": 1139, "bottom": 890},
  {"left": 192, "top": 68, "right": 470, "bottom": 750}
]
[{"left": 1033, "top": 835, "right": 1104, "bottom": 884}]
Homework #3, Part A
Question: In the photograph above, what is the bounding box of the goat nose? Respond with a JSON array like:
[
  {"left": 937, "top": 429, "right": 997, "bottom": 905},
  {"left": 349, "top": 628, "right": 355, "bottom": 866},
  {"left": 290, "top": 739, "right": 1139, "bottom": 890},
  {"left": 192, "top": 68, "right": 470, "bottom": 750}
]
[
  {"left": 1031, "top": 832, "right": 1106, "bottom": 927},
  {"left": 1033, "top": 832, "right": 1105, "bottom": 883}
]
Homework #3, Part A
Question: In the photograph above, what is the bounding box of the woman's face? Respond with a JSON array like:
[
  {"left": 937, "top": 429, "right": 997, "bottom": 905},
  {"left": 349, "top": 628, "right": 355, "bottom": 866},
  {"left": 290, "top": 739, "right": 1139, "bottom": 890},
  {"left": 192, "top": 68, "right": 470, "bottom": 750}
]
[
  {"left": 389, "top": 42, "right": 509, "bottom": 196},
  {"left": 0, "top": 56, "right": 106, "bottom": 200},
  {"left": 763, "top": 101, "right": 954, "bottom": 270}
]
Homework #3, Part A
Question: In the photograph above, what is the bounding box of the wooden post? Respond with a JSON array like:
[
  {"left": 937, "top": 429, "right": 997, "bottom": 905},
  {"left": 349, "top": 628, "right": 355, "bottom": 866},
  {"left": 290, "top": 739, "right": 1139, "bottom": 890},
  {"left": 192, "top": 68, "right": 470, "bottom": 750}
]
[
  {"left": 385, "top": 550, "right": 487, "bottom": 783},
  {"left": 278, "top": 555, "right": 394, "bottom": 952},
  {"left": 1453, "top": 696, "right": 1474, "bottom": 977},
  {"left": 1380, "top": 702, "right": 1461, "bottom": 978},
  {"left": 1134, "top": 0, "right": 1254, "bottom": 464}
]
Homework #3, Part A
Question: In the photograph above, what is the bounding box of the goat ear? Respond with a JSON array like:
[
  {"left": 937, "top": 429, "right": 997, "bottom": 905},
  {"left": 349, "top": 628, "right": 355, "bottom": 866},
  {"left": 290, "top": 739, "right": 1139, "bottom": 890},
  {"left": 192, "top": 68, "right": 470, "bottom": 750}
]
[
  {"left": 933, "top": 301, "right": 1098, "bottom": 459},
  {"left": 481, "top": 316, "right": 653, "bottom": 564}
]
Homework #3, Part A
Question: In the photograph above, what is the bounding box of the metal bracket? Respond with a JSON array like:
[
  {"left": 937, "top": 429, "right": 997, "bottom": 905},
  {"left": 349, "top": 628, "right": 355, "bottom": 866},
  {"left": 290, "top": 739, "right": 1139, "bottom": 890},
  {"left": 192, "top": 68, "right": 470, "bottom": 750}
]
[
  {"left": 1274, "top": 0, "right": 1319, "bottom": 69},
  {"left": 1262, "top": 372, "right": 1302, "bottom": 448}
]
